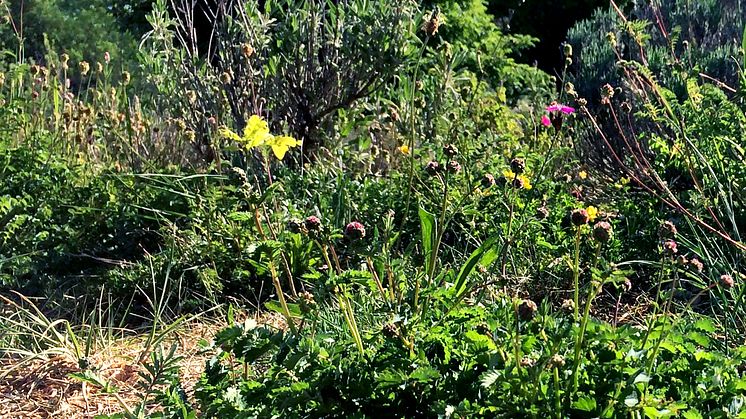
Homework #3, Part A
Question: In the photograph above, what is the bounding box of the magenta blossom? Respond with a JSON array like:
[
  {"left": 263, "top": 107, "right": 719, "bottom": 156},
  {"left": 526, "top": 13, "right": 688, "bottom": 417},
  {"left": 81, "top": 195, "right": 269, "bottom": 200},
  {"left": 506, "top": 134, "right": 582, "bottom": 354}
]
[
  {"left": 542, "top": 101, "right": 575, "bottom": 130},
  {"left": 546, "top": 103, "right": 575, "bottom": 114}
]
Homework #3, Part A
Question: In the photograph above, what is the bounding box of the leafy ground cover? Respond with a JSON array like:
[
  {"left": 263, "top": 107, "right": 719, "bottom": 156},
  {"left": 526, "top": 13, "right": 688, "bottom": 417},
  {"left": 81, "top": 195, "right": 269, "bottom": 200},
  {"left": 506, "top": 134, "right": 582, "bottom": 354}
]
[{"left": 1, "top": 0, "right": 745, "bottom": 417}]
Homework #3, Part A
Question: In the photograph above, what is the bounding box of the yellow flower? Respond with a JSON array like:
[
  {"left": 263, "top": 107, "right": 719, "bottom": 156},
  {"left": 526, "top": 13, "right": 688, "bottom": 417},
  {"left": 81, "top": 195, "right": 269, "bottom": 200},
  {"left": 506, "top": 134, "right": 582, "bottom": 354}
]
[
  {"left": 578, "top": 170, "right": 587, "bottom": 180},
  {"left": 502, "top": 169, "right": 532, "bottom": 190},
  {"left": 220, "top": 115, "right": 300, "bottom": 160},
  {"left": 586, "top": 206, "right": 598, "bottom": 222},
  {"left": 398, "top": 145, "right": 410, "bottom": 155}
]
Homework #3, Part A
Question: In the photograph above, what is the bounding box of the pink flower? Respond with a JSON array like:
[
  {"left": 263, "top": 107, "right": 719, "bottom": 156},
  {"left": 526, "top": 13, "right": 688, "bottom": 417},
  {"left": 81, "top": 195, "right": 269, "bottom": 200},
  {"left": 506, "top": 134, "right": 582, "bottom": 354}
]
[
  {"left": 543, "top": 101, "right": 575, "bottom": 131},
  {"left": 546, "top": 103, "right": 575, "bottom": 114}
]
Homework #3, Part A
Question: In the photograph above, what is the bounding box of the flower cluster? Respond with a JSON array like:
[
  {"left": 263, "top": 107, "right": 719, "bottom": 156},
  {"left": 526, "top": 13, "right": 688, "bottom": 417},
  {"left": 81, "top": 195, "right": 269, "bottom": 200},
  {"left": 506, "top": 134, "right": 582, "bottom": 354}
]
[{"left": 221, "top": 115, "right": 301, "bottom": 160}]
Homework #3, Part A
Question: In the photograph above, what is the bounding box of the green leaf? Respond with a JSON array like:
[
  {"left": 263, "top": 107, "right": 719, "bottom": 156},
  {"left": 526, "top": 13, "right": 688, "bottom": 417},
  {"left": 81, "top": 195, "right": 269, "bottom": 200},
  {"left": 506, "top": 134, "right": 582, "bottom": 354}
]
[
  {"left": 419, "top": 206, "right": 436, "bottom": 274},
  {"left": 572, "top": 396, "right": 597, "bottom": 412},
  {"left": 634, "top": 373, "right": 651, "bottom": 384},
  {"left": 452, "top": 235, "right": 500, "bottom": 299},
  {"left": 693, "top": 318, "right": 716, "bottom": 333},
  {"left": 682, "top": 409, "right": 703, "bottom": 419}
]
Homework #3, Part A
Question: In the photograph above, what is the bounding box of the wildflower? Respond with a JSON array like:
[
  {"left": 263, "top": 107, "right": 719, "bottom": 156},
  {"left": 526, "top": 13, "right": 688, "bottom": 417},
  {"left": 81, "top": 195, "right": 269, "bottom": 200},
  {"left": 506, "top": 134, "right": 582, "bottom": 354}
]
[
  {"left": 425, "top": 161, "right": 441, "bottom": 176},
  {"left": 121, "top": 71, "right": 131, "bottom": 86},
  {"left": 502, "top": 169, "right": 532, "bottom": 190},
  {"left": 344, "top": 221, "right": 366, "bottom": 241},
  {"left": 398, "top": 144, "right": 410, "bottom": 155},
  {"left": 542, "top": 101, "right": 575, "bottom": 131},
  {"left": 517, "top": 299, "right": 538, "bottom": 321},
  {"left": 61, "top": 53, "right": 69, "bottom": 69},
  {"left": 586, "top": 206, "right": 598, "bottom": 222},
  {"left": 570, "top": 188, "right": 583, "bottom": 200},
  {"left": 510, "top": 158, "right": 526, "bottom": 174},
  {"left": 447, "top": 160, "right": 462, "bottom": 175},
  {"left": 535, "top": 206, "right": 549, "bottom": 220},
  {"left": 104, "top": 51, "right": 111, "bottom": 64},
  {"left": 662, "top": 239, "right": 678, "bottom": 256},
  {"left": 304, "top": 216, "right": 322, "bottom": 232},
  {"left": 688, "top": 258, "right": 704, "bottom": 273},
  {"left": 592, "top": 221, "right": 613, "bottom": 243},
  {"left": 658, "top": 221, "right": 677, "bottom": 239},
  {"left": 96, "top": 62, "right": 103, "bottom": 73},
  {"left": 578, "top": 170, "right": 588, "bottom": 180},
  {"left": 570, "top": 208, "right": 589, "bottom": 226},
  {"left": 520, "top": 357, "right": 536, "bottom": 368},
  {"left": 443, "top": 143, "right": 458, "bottom": 157},
  {"left": 481, "top": 173, "right": 496, "bottom": 189},
  {"left": 220, "top": 115, "right": 300, "bottom": 160},
  {"left": 721, "top": 274, "right": 735, "bottom": 289}
]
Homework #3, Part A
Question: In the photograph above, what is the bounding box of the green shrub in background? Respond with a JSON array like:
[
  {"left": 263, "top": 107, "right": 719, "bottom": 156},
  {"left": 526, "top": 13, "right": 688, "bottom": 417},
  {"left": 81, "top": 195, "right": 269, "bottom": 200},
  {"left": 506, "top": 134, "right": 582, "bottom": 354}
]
[
  {"left": 567, "top": 0, "right": 745, "bottom": 104},
  {"left": 0, "top": 0, "right": 138, "bottom": 66}
]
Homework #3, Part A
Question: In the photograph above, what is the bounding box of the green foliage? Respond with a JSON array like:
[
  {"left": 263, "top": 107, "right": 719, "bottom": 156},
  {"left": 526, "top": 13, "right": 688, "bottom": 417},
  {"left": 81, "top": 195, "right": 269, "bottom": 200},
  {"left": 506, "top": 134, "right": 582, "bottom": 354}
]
[{"left": 0, "top": 0, "right": 137, "bottom": 66}]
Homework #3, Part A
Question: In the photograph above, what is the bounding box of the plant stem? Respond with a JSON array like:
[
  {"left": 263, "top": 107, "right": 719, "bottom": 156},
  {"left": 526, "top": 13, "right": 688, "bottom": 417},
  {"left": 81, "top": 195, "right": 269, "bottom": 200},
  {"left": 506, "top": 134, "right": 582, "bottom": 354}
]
[{"left": 572, "top": 226, "right": 582, "bottom": 322}]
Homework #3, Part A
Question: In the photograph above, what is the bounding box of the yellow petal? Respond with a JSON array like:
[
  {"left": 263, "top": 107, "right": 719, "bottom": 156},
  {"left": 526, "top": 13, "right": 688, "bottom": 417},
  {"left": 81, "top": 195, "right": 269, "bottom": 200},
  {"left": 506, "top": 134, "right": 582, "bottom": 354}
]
[
  {"left": 244, "top": 115, "right": 270, "bottom": 146},
  {"left": 219, "top": 127, "right": 242, "bottom": 143},
  {"left": 268, "top": 136, "right": 300, "bottom": 160}
]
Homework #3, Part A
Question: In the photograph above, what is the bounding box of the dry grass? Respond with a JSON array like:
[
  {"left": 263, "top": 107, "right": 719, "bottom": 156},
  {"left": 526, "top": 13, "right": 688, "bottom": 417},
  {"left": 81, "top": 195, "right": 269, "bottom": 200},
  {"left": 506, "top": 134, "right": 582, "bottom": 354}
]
[{"left": 0, "top": 312, "right": 286, "bottom": 418}]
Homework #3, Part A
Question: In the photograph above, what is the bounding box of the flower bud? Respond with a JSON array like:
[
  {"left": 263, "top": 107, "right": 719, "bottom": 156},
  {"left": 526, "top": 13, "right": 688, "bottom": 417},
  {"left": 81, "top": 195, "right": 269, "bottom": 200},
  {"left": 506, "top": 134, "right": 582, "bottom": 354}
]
[
  {"left": 570, "top": 208, "right": 589, "bottom": 226},
  {"left": 344, "top": 221, "right": 366, "bottom": 241},
  {"left": 425, "top": 161, "right": 441, "bottom": 176},
  {"left": 592, "top": 221, "right": 613, "bottom": 243},
  {"left": 721, "top": 274, "right": 735, "bottom": 288},
  {"left": 510, "top": 158, "right": 526, "bottom": 174},
  {"left": 446, "top": 160, "right": 461, "bottom": 174},
  {"left": 517, "top": 299, "right": 538, "bottom": 321},
  {"left": 481, "top": 173, "right": 496, "bottom": 189},
  {"left": 662, "top": 239, "right": 678, "bottom": 256}
]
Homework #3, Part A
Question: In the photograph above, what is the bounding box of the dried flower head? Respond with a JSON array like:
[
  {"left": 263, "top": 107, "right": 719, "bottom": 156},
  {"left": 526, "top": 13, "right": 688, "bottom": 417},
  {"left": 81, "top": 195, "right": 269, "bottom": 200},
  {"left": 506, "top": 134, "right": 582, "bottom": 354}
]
[
  {"left": 481, "top": 173, "right": 496, "bottom": 189},
  {"left": 241, "top": 43, "right": 254, "bottom": 58},
  {"left": 658, "top": 221, "right": 677, "bottom": 239},
  {"left": 510, "top": 158, "right": 526, "bottom": 174},
  {"left": 592, "top": 221, "right": 613, "bottom": 243},
  {"left": 422, "top": 9, "right": 441, "bottom": 37},
  {"left": 304, "top": 215, "right": 322, "bottom": 232},
  {"left": 561, "top": 299, "right": 575, "bottom": 313},
  {"left": 79, "top": 61, "right": 90, "bottom": 75},
  {"left": 662, "top": 239, "right": 678, "bottom": 256},
  {"left": 443, "top": 143, "right": 459, "bottom": 157},
  {"left": 548, "top": 354, "right": 566, "bottom": 369},
  {"left": 344, "top": 221, "right": 366, "bottom": 241},
  {"left": 563, "top": 43, "right": 573, "bottom": 57},
  {"left": 517, "top": 299, "right": 538, "bottom": 321},
  {"left": 600, "top": 83, "right": 615, "bottom": 105},
  {"left": 570, "top": 208, "right": 589, "bottom": 226},
  {"left": 425, "top": 161, "right": 441, "bottom": 176},
  {"left": 688, "top": 258, "right": 704, "bottom": 273},
  {"left": 535, "top": 206, "right": 549, "bottom": 220},
  {"left": 286, "top": 218, "right": 304, "bottom": 234},
  {"left": 512, "top": 176, "right": 525, "bottom": 190},
  {"left": 520, "top": 357, "right": 536, "bottom": 368},
  {"left": 447, "top": 160, "right": 461, "bottom": 175}
]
